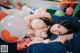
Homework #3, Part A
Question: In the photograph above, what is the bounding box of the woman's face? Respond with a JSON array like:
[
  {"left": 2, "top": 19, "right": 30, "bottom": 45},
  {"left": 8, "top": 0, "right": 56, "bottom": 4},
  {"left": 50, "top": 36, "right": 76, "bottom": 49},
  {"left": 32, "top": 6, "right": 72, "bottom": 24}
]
[
  {"left": 31, "top": 19, "right": 50, "bottom": 38},
  {"left": 31, "top": 19, "right": 48, "bottom": 30},
  {"left": 50, "top": 24, "right": 68, "bottom": 35}
]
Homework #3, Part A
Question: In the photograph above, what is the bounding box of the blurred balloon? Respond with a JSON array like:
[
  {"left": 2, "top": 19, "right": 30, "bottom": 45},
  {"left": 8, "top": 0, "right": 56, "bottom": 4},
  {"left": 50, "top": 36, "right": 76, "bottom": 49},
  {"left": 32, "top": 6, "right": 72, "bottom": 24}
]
[
  {"left": 22, "top": 2, "right": 26, "bottom": 6},
  {"left": 0, "top": 12, "right": 8, "bottom": 21},
  {"left": 31, "top": 7, "right": 36, "bottom": 12},
  {"left": 54, "top": 10, "right": 65, "bottom": 16},
  {"left": 10, "top": 0, "right": 14, "bottom": 5},
  {"left": 16, "top": 6, "right": 21, "bottom": 10},
  {"left": 57, "top": 5, "right": 64, "bottom": 10},
  {"left": 3, "top": 0, "right": 9, "bottom": 5},
  {"left": 8, "top": 0, "right": 10, "bottom": 4},
  {"left": 22, "top": 6, "right": 35, "bottom": 13},
  {"left": 13, "top": 10, "right": 30, "bottom": 17},
  {"left": 17, "top": 2, "right": 22, "bottom": 6},
  {"left": 66, "top": 7, "right": 74, "bottom": 15},
  {"left": 0, "top": 15, "right": 29, "bottom": 43}
]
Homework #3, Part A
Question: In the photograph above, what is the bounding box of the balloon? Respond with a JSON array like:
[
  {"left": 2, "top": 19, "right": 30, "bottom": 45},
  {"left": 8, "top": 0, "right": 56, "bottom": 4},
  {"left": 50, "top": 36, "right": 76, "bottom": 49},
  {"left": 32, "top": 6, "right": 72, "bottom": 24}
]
[
  {"left": 22, "top": 6, "right": 35, "bottom": 13},
  {"left": 22, "top": 2, "right": 26, "bottom": 6},
  {"left": 57, "top": 5, "right": 64, "bottom": 10},
  {"left": 8, "top": 0, "right": 13, "bottom": 5},
  {"left": 8, "top": 0, "right": 10, "bottom": 4},
  {"left": 31, "top": 7, "right": 36, "bottom": 12},
  {"left": 16, "top": 6, "right": 21, "bottom": 10},
  {"left": 13, "top": 10, "right": 30, "bottom": 17},
  {"left": 0, "top": 12, "right": 8, "bottom": 21},
  {"left": 17, "top": 2, "right": 22, "bottom": 6},
  {"left": 0, "top": 15, "right": 29, "bottom": 43},
  {"left": 66, "top": 7, "right": 74, "bottom": 15},
  {"left": 10, "top": 0, "right": 14, "bottom": 5},
  {"left": 54, "top": 10, "right": 65, "bottom": 16},
  {"left": 3, "top": 0, "right": 9, "bottom": 5}
]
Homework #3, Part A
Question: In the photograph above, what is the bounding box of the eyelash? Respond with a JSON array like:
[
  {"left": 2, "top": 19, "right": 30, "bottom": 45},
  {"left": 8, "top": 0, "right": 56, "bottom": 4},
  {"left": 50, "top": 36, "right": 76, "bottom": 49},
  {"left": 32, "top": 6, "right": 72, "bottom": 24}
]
[{"left": 58, "top": 25, "right": 61, "bottom": 28}]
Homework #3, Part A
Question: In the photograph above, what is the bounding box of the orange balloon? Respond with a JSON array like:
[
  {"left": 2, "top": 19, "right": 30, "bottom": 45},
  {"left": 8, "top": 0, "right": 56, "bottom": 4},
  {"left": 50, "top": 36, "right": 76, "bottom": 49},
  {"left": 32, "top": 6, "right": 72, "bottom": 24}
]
[{"left": 0, "top": 12, "right": 8, "bottom": 20}]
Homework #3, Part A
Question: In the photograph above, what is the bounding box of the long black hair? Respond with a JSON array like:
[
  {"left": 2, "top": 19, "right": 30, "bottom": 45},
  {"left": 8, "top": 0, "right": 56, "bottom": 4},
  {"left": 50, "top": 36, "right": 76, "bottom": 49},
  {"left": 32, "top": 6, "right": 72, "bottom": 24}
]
[
  {"left": 40, "top": 17, "right": 54, "bottom": 26},
  {"left": 59, "top": 20, "right": 79, "bottom": 35},
  {"left": 46, "top": 20, "right": 79, "bottom": 38}
]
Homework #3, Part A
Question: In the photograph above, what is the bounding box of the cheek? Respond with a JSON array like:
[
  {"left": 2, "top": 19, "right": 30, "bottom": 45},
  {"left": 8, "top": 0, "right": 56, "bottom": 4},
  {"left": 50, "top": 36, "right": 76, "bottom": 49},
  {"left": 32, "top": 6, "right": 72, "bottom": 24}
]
[
  {"left": 60, "top": 30, "right": 67, "bottom": 35},
  {"left": 50, "top": 28, "right": 60, "bottom": 35},
  {"left": 50, "top": 27, "right": 56, "bottom": 33},
  {"left": 60, "top": 28, "right": 68, "bottom": 34},
  {"left": 54, "top": 31, "right": 59, "bottom": 35},
  {"left": 50, "top": 27, "right": 53, "bottom": 33},
  {"left": 41, "top": 32, "right": 47, "bottom": 38}
]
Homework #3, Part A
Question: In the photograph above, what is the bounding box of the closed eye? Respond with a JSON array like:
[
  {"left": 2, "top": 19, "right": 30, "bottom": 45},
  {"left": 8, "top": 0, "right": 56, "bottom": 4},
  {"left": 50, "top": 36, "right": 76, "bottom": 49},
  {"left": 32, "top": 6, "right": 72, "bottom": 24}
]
[{"left": 58, "top": 25, "right": 61, "bottom": 28}]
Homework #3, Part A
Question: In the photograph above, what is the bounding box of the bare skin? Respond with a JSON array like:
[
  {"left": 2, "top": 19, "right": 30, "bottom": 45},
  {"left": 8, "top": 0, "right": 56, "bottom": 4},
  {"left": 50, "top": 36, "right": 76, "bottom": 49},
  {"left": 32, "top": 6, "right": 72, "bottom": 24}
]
[
  {"left": 17, "top": 12, "right": 52, "bottom": 50},
  {"left": 27, "top": 33, "right": 74, "bottom": 46}
]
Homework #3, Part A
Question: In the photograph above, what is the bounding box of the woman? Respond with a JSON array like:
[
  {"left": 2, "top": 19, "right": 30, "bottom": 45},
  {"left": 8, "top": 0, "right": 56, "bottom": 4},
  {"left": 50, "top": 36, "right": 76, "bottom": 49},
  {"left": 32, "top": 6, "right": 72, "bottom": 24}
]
[
  {"left": 26, "top": 19, "right": 80, "bottom": 53},
  {"left": 51, "top": 16, "right": 80, "bottom": 53},
  {"left": 50, "top": 19, "right": 80, "bottom": 53},
  {"left": 0, "top": 9, "right": 53, "bottom": 51},
  {"left": 52, "top": 16, "right": 80, "bottom": 30},
  {"left": 27, "top": 20, "right": 78, "bottom": 44},
  {"left": 17, "top": 12, "right": 53, "bottom": 50}
]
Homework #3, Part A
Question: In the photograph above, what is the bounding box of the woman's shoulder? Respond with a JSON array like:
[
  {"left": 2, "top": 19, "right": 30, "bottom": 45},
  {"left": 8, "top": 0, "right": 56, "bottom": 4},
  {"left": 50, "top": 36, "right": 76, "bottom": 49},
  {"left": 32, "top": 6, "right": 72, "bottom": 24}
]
[
  {"left": 73, "top": 31, "right": 80, "bottom": 39},
  {"left": 50, "top": 35, "right": 58, "bottom": 40}
]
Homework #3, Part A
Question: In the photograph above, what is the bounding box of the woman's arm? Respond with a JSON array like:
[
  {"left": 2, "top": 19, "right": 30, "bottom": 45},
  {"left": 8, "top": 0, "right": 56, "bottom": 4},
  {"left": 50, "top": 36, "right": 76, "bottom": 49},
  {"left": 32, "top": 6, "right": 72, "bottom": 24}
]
[
  {"left": 24, "top": 12, "right": 51, "bottom": 20},
  {"left": 27, "top": 42, "right": 67, "bottom": 53},
  {"left": 24, "top": 12, "right": 51, "bottom": 29},
  {"left": 27, "top": 33, "right": 74, "bottom": 46},
  {"left": 51, "top": 33, "right": 74, "bottom": 43}
]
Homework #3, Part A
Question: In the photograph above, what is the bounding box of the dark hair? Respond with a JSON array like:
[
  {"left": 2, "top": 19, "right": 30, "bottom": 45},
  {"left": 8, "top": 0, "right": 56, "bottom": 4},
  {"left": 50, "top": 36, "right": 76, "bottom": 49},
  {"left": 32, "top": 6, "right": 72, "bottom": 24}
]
[
  {"left": 40, "top": 17, "right": 54, "bottom": 26},
  {"left": 59, "top": 20, "right": 79, "bottom": 35},
  {"left": 46, "top": 27, "right": 53, "bottom": 39}
]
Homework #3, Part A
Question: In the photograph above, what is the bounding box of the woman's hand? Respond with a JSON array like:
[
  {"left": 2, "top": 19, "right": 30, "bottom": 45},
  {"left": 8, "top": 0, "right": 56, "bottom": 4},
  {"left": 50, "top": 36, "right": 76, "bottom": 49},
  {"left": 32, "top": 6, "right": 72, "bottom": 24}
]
[
  {"left": 51, "top": 33, "right": 74, "bottom": 43},
  {"left": 17, "top": 38, "right": 31, "bottom": 50}
]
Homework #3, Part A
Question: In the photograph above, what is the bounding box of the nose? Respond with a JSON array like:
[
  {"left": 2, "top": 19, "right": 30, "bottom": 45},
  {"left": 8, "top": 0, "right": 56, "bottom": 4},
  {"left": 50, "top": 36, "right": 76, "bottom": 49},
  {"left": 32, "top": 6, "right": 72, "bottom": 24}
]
[{"left": 51, "top": 30, "right": 59, "bottom": 33}]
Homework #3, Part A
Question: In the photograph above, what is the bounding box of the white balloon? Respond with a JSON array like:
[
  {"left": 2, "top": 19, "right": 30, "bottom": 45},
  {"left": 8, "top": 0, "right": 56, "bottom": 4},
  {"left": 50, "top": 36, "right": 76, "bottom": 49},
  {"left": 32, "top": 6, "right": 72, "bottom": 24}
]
[
  {"left": 0, "top": 15, "right": 29, "bottom": 43},
  {"left": 13, "top": 10, "right": 30, "bottom": 17},
  {"left": 22, "top": 6, "right": 35, "bottom": 13}
]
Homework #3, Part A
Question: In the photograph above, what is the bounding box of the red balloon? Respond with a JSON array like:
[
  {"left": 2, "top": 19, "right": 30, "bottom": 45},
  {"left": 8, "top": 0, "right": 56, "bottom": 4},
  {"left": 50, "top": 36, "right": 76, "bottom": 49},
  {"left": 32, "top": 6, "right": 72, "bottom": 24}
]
[
  {"left": 3, "top": 0, "right": 9, "bottom": 5},
  {"left": 66, "top": 7, "right": 74, "bottom": 15},
  {"left": 17, "top": 2, "right": 22, "bottom": 6},
  {"left": 0, "top": 12, "right": 8, "bottom": 20},
  {"left": 16, "top": 6, "right": 21, "bottom": 10}
]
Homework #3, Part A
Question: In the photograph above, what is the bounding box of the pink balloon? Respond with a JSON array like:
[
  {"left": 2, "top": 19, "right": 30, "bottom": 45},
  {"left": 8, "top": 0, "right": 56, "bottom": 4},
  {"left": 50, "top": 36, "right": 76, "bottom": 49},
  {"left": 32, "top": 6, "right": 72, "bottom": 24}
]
[{"left": 66, "top": 7, "right": 74, "bottom": 15}]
